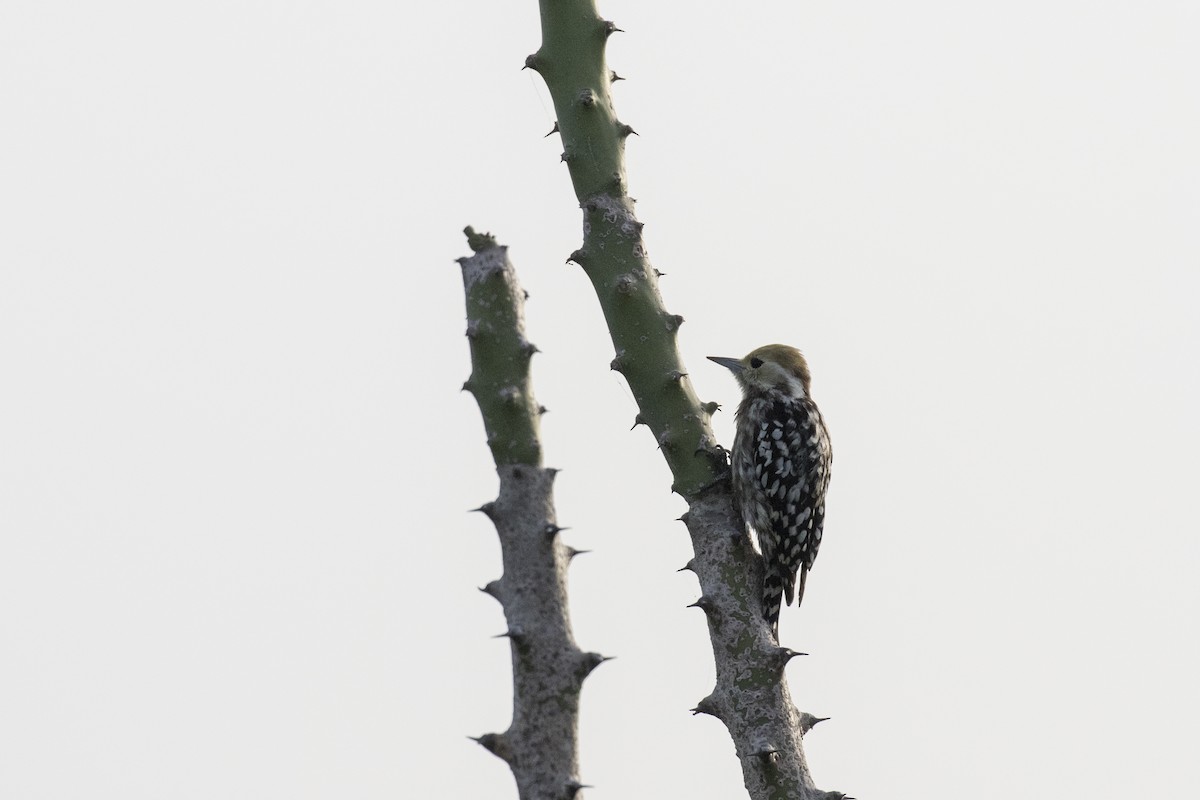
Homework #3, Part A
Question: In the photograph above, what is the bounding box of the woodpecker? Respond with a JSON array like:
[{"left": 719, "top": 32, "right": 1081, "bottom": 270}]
[{"left": 708, "top": 345, "right": 832, "bottom": 639}]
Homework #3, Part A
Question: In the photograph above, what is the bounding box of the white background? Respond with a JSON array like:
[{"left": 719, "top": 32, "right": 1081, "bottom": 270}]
[{"left": 3, "top": 1, "right": 1198, "bottom": 797}]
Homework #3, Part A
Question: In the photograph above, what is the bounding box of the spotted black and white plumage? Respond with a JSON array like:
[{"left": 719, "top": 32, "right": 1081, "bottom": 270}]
[{"left": 709, "top": 345, "right": 832, "bottom": 639}]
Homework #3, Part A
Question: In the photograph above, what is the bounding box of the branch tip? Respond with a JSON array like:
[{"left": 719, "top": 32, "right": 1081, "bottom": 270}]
[{"left": 462, "top": 226, "right": 498, "bottom": 252}]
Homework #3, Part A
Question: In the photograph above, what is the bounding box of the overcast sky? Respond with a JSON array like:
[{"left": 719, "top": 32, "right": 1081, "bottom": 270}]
[{"left": 3, "top": 1, "right": 1198, "bottom": 798}]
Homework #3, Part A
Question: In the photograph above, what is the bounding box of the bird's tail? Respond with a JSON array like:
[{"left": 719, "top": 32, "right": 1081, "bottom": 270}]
[
  {"left": 765, "top": 567, "right": 807, "bottom": 640},
  {"left": 763, "top": 571, "right": 785, "bottom": 640}
]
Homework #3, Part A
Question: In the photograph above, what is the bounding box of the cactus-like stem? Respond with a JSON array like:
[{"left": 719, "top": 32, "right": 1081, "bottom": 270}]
[
  {"left": 530, "top": 6, "right": 724, "bottom": 498},
  {"left": 458, "top": 231, "right": 597, "bottom": 799},
  {"left": 529, "top": 4, "right": 832, "bottom": 798},
  {"left": 457, "top": 227, "right": 544, "bottom": 467}
]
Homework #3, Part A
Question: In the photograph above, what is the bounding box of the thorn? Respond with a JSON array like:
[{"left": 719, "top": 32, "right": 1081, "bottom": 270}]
[
  {"left": 667, "top": 370, "right": 687, "bottom": 382},
  {"left": 577, "top": 89, "right": 596, "bottom": 107},
  {"left": 774, "top": 647, "right": 808, "bottom": 671},
  {"left": 677, "top": 511, "right": 691, "bottom": 524},
  {"left": 567, "top": 547, "right": 591, "bottom": 560},
  {"left": 602, "top": 19, "right": 623, "bottom": 36},
  {"left": 545, "top": 467, "right": 560, "bottom": 481},
  {"left": 465, "top": 322, "right": 481, "bottom": 339},
  {"left": 691, "top": 694, "right": 722, "bottom": 719},
  {"left": 686, "top": 595, "right": 715, "bottom": 614},
  {"left": 632, "top": 220, "right": 645, "bottom": 233},
  {"left": 544, "top": 121, "right": 559, "bottom": 137},
  {"left": 617, "top": 122, "right": 638, "bottom": 138},
  {"left": 579, "top": 652, "right": 614, "bottom": 678},
  {"left": 799, "top": 713, "right": 830, "bottom": 735},
  {"left": 566, "top": 249, "right": 588, "bottom": 266},
  {"left": 665, "top": 314, "right": 684, "bottom": 332},
  {"left": 479, "top": 580, "right": 502, "bottom": 600},
  {"left": 676, "top": 559, "right": 696, "bottom": 573},
  {"left": 538, "top": 405, "right": 549, "bottom": 415},
  {"left": 461, "top": 379, "right": 476, "bottom": 394},
  {"left": 654, "top": 269, "right": 665, "bottom": 277},
  {"left": 702, "top": 401, "right": 721, "bottom": 415},
  {"left": 519, "top": 339, "right": 539, "bottom": 357},
  {"left": 631, "top": 413, "right": 647, "bottom": 430},
  {"left": 610, "top": 351, "right": 627, "bottom": 372},
  {"left": 523, "top": 289, "right": 530, "bottom": 300},
  {"left": 470, "top": 732, "right": 512, "bottom": 762},
  {"left": 544, "top": 523, "right": 568, "bottom": 538},
  {"left": 522, "top": 53, "right": 542, "bottom": 71},
  {"left": 470, "top": 502, "right": 497, "bottom": 519},
  {"left": 565, "top": 781, "right": 593, "bottom": 797},
  {"left": 494, "top": 627, "right": 526, "bottom": 642},
  {"left": 610, "top": 70, "right": 624, "bottom": 82},
  {"left": 656, "top": 431, "right": 673, "bottom": 451},
  {"left": 560, "top": 151, "right": 572, "bottom": 163}
]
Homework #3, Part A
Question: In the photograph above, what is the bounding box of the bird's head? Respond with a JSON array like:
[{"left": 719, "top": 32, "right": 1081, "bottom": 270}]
[{"left": 708, "top": 344, "right": 812, "bottom": 399}]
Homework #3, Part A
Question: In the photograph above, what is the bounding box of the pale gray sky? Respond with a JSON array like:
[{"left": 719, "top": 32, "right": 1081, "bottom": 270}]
[{"left": 2, "top": 1, "right": 1198, "bottom": 798}]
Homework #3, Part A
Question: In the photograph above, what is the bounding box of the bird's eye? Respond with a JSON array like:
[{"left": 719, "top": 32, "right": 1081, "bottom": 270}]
[{"left": 749, "top": 357, "right": 763, "bottom": 368}]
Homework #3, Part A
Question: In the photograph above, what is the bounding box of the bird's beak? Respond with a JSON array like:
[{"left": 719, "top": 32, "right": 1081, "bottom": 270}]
[{"left": 707, "top": 356, "right": 745, "bottom": 373}]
